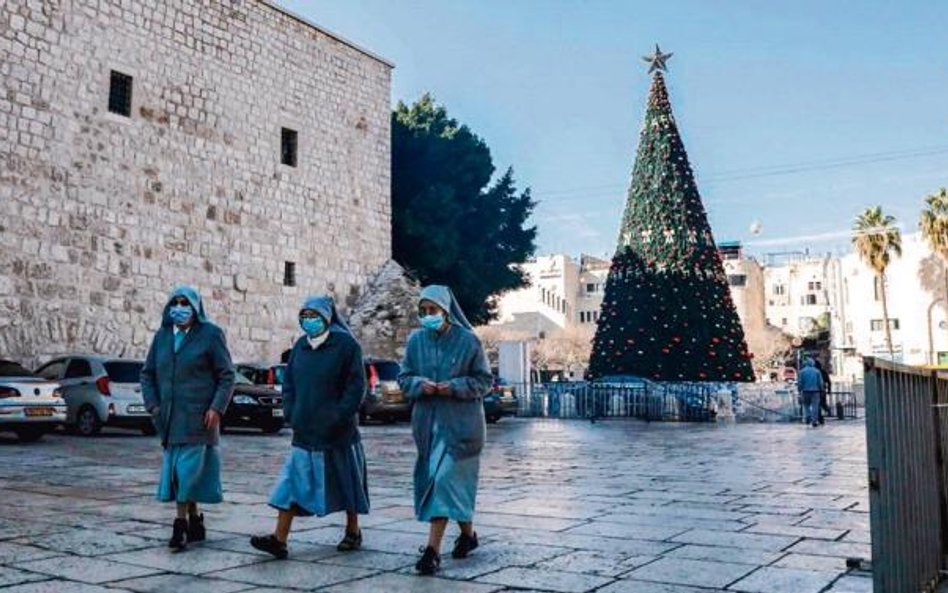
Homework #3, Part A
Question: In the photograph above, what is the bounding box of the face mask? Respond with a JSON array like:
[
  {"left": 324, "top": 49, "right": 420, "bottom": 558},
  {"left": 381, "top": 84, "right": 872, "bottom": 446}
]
[
  {"left": 301, "top": 317, "right": 327, "bottom": 337},
  {"left": 169, "top": 304, "right": 193, "bottom": 326},
  {"left": 421, "top": 313, "right": 445, "bottom": 331}
]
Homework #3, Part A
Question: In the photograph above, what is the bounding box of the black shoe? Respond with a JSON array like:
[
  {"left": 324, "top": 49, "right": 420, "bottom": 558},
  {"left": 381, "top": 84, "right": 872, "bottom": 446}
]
[
  {"left": 452, "top": 531, "right": 478, "bottom": 559},
  {"left": 415, "top": 545, "right": 440, "bottom": 575},
  {"left": 188, "top": 513, "right": 206, "bottom": 543},
  {"left": 811, "top": 422, "right": 819, "bottom": 427},
  {"left": 250, "top": 534, "right": 288, "bottom": 560},
  {"left": 337, "top": 530, "right": 362, "bottom": 552},
  {"left": 168, "top": 518, "right": 188, "bottom": 552}
]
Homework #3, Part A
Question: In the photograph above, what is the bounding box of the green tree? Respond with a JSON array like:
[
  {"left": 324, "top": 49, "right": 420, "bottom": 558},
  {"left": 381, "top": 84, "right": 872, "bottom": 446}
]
[
  {"left": 391, "top": 94, "right": 536, "bottom": 324},
  {"left": 921, "top": 188, "right": 948, "bottom": 351},
  {"left": 587, "top": 71, "right": 754, "bottom": 382},
  {"left": 853, "top": 206, "right": 902, "bottom": 358}
]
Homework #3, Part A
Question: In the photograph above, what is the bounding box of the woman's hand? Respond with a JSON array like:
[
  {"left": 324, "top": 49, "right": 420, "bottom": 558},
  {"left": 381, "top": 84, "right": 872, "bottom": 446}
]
[
  {"left": 422, "top": 380, "right": 438, "bottom": 396},
  {"left": 204, "top": 409, "right": 221, "bottom": 430},
  {"left": 436, "top": 382, "right": 453, "bottom": 397}
]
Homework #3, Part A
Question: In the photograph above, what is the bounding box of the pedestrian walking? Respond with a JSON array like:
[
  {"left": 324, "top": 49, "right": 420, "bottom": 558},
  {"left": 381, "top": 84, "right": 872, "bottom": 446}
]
[
  {"left": 814, "top": 359, "right": 832, "bottom": 424},
  {"left": 398, "top": 285, "right": 493, "bottom": 575},
  {"left": 250, "top": 296, "right": 369, "bottom": 560},
  {"left": 141, "top": 285, "right": 236, "bottom": 552},
  {"left": 797, "top": 357, "right": 824, "bottom": 428}
]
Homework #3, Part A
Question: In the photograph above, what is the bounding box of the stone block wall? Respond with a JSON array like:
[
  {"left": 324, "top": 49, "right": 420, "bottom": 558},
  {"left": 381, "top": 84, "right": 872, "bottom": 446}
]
[{"left": 0, "top": 0, "right": 392, "bottom": 366}]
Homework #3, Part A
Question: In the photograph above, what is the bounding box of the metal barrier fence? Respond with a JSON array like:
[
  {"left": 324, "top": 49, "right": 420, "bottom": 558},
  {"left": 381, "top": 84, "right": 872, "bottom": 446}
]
[
  {"left": 513, "top": 381, "right": 719, "bottom": 422},
  {"left": 509, "top": 381, "right": 859, "bottom": 423},
  {"left": 865, "top": 357, "right": 948, "bottom": 593}
]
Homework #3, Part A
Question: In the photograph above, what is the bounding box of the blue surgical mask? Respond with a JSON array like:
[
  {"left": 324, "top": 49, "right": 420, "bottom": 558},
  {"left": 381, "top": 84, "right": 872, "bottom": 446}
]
[
  {"left": 421, "top": 313, "right": 445, "bottom": 331},
  {"left": 301, "top": 316, "right": 327, "bottom": 337},
  {"left": 169, "top": 304, "right": 193, "bottom": 326}
]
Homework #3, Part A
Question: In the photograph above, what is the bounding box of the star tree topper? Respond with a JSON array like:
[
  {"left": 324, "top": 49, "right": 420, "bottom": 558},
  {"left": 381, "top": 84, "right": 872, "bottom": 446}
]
[{"left": 643, "top": 44, "right": 673, "bottom": 74}]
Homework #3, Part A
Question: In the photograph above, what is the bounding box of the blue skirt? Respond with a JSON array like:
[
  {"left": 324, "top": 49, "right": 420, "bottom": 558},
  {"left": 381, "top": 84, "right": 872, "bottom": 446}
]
[
  {"left": 269, "top": 443, "right": 370, "bottom": 517},
  {"left": 157, "top": 445, "right": 223, "bottom": 504},
  {"left": 417, "top": 420, "right": 480, "bottom": 522}
]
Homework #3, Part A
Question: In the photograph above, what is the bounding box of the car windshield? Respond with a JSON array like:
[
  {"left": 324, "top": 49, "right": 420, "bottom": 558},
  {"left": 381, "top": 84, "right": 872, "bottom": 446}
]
[
  {"left": 104, "top": 361, "right": 143, "bottom": 383},
  {"left": 374, "top": 361, "right": 400, "bottom": 381},
  {"left": 234, "top": 373, "right": 253, "bottom": 385},
  {"left": 0, "top": 360, "right": 36, "bottom": 377}
]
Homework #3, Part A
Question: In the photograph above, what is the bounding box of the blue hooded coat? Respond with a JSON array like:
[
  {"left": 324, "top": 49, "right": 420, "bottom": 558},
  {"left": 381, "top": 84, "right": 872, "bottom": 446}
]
[
  {"left": 398, "top": 285, "right": 492, "bottom": 522},
  {"left": 282, "top": 296, "right": 366, "bottom": 451},
  {"left": 141, "top": 286, "right": 236, "bottom": 448}
]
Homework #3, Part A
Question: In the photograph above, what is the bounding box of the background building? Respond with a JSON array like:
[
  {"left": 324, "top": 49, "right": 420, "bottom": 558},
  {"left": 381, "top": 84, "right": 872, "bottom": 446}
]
[{"left": 0, "top": 0, "right": 393, "bottom": 365}]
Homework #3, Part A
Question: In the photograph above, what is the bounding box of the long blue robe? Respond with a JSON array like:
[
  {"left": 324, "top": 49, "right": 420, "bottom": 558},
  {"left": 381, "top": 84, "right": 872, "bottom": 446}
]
[{"left": 399, "top": 320, "right": 492, "bottom": 523}]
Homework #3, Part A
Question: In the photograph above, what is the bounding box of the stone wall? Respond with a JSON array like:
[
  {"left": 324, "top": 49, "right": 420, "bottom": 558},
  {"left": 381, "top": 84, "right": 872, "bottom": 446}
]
[
  {"left": 0, "top": 0, "right": 392, "bottom": 367},
  {"left": 348, "top": 260, "right": 421, "bottom": 361}
]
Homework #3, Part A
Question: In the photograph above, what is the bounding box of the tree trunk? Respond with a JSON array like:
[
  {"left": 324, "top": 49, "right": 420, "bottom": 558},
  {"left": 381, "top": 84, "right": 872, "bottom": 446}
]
[
  {"left": 943, "top": 263, "right": 948, "bottom": 362},
  {"left": 880, "top": 273, "right": 894, "bottom": 359}
]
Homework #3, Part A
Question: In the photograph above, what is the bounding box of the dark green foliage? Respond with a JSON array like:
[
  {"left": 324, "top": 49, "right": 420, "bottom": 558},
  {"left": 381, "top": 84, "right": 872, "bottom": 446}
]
[
  {"left": 392, "top": 94, "right": 537, "bottom": 324},
  {"left": 588, "top": 74, "right": 754, "bottom": 382}
]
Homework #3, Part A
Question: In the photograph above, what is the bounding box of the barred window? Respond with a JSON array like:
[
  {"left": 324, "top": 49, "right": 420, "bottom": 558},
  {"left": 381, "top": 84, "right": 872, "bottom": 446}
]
[{"left": 108, "top": 71, "right": 133, "bottom": 117}]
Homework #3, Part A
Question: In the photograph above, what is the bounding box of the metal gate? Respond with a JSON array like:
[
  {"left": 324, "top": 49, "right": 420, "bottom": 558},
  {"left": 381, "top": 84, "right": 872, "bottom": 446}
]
[{"left": 865, "top": 357, "right": 948, "bottom": 593}]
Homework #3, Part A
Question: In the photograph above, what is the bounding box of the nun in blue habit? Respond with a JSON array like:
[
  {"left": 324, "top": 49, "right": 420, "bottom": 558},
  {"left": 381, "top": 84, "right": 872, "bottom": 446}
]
[
  {"left": 398, "top": 285, "right": 493, "bottom": 575},
  {"left": 250, "top": 296, "right": 369, "bottom": 560},
  {"left": 141, "top": 285, "right": 236, "bottom": 552}
]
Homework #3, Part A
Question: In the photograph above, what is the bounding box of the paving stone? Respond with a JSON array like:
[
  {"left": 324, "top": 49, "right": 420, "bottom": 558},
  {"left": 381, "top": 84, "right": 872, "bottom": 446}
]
[
  {"left": 826, "top": 575, "right": 874, "bottom": 592},
  {"left": 314, "top": 550, "right": 417, "bottom": 571},
  {"left": 319, "top": 572, "right": 503, "bottom": 593},
  {"left": 771, "top": 552, "right": 849, "bottom": 572},
  {"left": 563, "top": 521, "right": 688, "bottom": 541},
  {"left": 0, "top": 583, "right": 131, "bottom": 593},
  {"left": 0, "top": 566, "right": 48, "bottom": 587},
  {"left": 211, "top": 559, "right": 376, "bottom": 589},
  {"left": 533, "top": 550, "right": 656, "bottom": 577},
  {"left": 597, "top": 583, "right": 727, "bottom": 593},
  {"left": 671, "top": 529, "right": 798, "bottom": 551},
  {"left": 0, "top": 542, "right": 61, "bottom": 564},
  {"left": 785, "top": 539, "right": 871, "bottom": 559},
  {"left": 103, "top": 546, "right": 264, "bottom": 575},
  {"left": 730, "top": 566, "right": 839, "bottom": 593},
  {"left": 17, "top": 527, "right": 154, "bottom": 556},
  {"left": 474, "top": 566, "right": 614, "bottom": 593},
  {"left": 13, "top": 556, "right": 160, "bottom": 584},
  {"left": 109, "top": 573, "right": 251, "bottom": 593},
  {"left": 663, "top": 544, "right": 781, "bottom": 566},
  {"left": 625, "top": 557, "right": 754, "bottom": 589},
  {"left": 741, "top": 523, "right": 845, "bottom": 540}
]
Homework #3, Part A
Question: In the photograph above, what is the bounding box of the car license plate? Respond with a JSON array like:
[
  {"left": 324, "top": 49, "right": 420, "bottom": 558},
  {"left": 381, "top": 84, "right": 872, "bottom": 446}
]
[
  {"left": 127, "top": 404, "right": 146, "bottom": 414},
  {"left": 272, "top": 409, "right": 284, "bottom": 418},
  {"left": 25, "top": 407, "right": 53, "bottom": 417}
]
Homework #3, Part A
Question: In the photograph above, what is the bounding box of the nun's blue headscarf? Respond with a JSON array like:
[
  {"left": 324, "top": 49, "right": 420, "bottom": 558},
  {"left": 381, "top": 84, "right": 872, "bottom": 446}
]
[
  {"left": 300, "top": 295, "right": 352, "bottom": 336},
  {"left": 419, "top": 285, "right": 473, "bottom": 331},
  {"left": 161, "top": 285, "right": 209, "bottom": 327}
]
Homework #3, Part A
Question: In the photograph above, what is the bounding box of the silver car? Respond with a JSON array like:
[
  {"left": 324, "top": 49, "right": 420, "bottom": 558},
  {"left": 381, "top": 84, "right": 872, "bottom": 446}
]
[
  {"left": 35, "top": 355, "right": 151, "bottom": 436},
  {"left": 0, "top": 359, "right": 67, "bottom": 442}
]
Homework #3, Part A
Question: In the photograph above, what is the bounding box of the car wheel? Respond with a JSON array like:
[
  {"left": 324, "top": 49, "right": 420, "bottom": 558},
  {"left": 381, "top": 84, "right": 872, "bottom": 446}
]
[
  {"left": 16, "top": 427, "right": 45, "bottom": 442},
  {"left": 75, "top": 405, "right": 102, "bottom": 437}
]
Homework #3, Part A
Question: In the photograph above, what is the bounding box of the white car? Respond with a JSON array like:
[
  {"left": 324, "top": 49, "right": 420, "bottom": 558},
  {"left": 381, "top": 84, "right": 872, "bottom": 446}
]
[
  {"left": 35, "top": 355, "right": 151, "bottom": 436},
  {"left": 0, "top": 359, "right": 67, "bottom": 442}
]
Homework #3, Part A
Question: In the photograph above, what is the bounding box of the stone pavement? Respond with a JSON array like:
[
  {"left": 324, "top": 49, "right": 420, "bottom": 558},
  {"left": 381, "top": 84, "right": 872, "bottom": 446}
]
[{"left": 0, "top": 419, "right": 873, "bottom": 593}]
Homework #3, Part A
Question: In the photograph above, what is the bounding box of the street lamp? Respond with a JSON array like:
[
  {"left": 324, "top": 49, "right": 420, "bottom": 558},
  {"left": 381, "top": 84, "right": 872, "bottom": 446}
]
[{"left": 928, "top": 297, "right": 945, "bottom": 365}]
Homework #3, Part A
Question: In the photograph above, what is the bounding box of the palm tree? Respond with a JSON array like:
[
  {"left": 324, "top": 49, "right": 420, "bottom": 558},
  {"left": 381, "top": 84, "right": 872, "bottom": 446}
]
[
  {"left": 921, "top": 188, "right": 948, "bottom": 359},
  {"left": 853, "top": 207, "right": 902, "bottom": 358}
]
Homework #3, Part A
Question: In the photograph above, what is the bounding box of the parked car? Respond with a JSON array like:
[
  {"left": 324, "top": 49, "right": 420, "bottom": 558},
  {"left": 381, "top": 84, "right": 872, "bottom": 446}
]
[
  {"left": 483, "top": 377, "right": 518, "bottom": 423},
  {"left": 236, "top": 363, "right": 287, "bottom": 393},
  {"left": 0, "top": 359, "right": 67, "bottom": 442},
  {"left": 223, "top": 373, "right": 284, "bottom": 434},
  {"left": 34, "top": 355, "right": 151, "bottom": 436},
  {"left": 360, "top": 358, "right": 410, "bottom": 423}
]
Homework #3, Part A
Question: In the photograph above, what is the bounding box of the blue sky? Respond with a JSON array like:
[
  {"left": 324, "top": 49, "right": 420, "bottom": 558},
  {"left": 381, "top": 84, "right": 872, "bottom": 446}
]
[{"left": 280, "top": 0, "right": 948, "bottom": 258}]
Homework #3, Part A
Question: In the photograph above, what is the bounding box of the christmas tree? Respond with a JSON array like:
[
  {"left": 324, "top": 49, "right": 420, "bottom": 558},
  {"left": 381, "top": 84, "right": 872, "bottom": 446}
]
[{"left": 588, "top": 47, "right": 754, "bottom": 382}]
